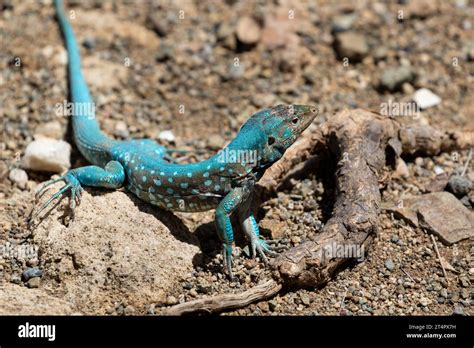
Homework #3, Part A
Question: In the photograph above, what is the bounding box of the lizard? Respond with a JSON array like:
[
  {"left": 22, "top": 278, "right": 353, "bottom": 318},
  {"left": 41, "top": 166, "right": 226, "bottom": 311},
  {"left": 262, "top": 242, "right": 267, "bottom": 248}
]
[{"left": 35, "top": 0, "right": 319, "bottom": 279}]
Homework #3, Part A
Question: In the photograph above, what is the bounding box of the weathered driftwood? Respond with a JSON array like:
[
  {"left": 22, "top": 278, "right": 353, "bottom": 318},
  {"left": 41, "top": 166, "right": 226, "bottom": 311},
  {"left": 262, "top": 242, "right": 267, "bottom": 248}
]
[
  {"left": 162, "top": 280, "right": 281, "bottom": 315},
  {"left": 163, "top": 109, "right": 474, "bottom": 314}
]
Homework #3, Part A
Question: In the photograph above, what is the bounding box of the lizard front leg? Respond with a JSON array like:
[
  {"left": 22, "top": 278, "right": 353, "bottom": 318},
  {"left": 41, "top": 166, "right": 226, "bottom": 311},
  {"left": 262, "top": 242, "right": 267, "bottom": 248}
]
[
  {"left": 238, "top": 198, "right": 278, "bottom": 265},
  {"left": 215, "top": 187, "right": 246, "bottom": 280},
  {"left": 33, "top": 161, "right": 125, "bottom": 222}
]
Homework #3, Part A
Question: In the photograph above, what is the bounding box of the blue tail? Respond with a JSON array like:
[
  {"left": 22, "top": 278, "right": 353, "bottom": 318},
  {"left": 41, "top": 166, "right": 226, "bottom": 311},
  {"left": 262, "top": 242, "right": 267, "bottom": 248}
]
[{"left": 54, "top": 0, "right": 115, "bottom": 165}]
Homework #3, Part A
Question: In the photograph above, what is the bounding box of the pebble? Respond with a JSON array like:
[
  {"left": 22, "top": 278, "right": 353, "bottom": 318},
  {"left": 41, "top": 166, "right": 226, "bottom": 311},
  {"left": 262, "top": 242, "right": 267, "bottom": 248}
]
[
  {"left": 22, "top": 267, "right": 43, "bottom": 281},
  {"left": 146, "top": 14, "right": 168, "bottom": 37},
  {"left": 384, "top": 258, "right": 395, "bottom": 271},
  {"left": 166, "top": 296, "right": 178, "bottom": 305},
  {"left": 114, "top": 121, "right": 129, "bottom": 138},
  {"left": 331, "top": 14, "right": 357, "bottom": 33},
  {"left": 82, "top": 37, "right": 96, "bottom": 49},
  {"left": 207, "top": 134, "right": 225, "bottom": 150},
  {"left": 27, "top": 277, "right": 41, "bottom": 288},
  {"left": 21, "top": 138, "right": 71, "bottom": 173},
  {"left": 236, "top": 17, "right": 261, "bottom": 46},
  {"left": 446, "top": 175, "right": 472, "bottom": 198},
  {"left": 158, "top": 130, "right": 176, "bottom": 143},
  {"left": 419, "top": 297, "right": 431, "bottom": 307},
  {"left": 452, "top": 305, "right": 465, "bottom": 316},
  {"left": 380, "top": 66, "right": 415, "bottom": 92},
  {"left": 300, "top": 293, "right": 311, "bottom": 306},
  {"left": 413, "top": 88, "right": 441, "bottom": 109},
  {"left": 9, "top": 168, "right": 28, "bottom": 189},
  {"left": 257, "top": 301, "right": 269, "bottom": 312},
  {"left": 433, "top": 166, "right": 444, "bottom": 175},
  {"left": 334, "top": 31, "right": 369, "bottom": 62},
  {"left": 390, "top": 235, "right": 400, "bottom": 244},
  {"left": 216, "top": 22, "right": 236, "bottom": 50}
]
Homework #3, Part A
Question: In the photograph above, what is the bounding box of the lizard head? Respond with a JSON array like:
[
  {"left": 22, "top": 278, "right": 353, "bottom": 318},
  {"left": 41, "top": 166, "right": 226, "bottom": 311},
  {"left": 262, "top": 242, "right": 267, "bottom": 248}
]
[
  {"left": 223, "top": 104, "right": 318, "bottom": 175},
  {"left": 244, "top": 104, "right": 319, "bottom": 166}
]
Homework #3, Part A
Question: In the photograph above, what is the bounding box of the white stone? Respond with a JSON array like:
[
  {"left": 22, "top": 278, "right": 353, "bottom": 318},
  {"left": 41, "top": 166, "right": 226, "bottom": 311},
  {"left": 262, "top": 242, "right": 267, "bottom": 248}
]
[
  {"left": 413, "top": 88, "right": 441, "bottom": 109},
  {"left": 9, "top": 168, "right": 28, "bottom": 189},
  {"left": 21, "top": 138, "right": 71, "bottom": 173},
  {"left": 158, "top": 130, "right": 175, "bottom": 142},
  {"left": 433, "top": 165, "right": 444, "bottom": 175}
]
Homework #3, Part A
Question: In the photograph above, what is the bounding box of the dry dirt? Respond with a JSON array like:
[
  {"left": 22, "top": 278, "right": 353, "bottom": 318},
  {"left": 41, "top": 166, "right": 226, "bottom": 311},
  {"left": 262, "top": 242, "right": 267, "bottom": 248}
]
[{"left": 0, "top": 0, "right": 472, "bottom": 315}]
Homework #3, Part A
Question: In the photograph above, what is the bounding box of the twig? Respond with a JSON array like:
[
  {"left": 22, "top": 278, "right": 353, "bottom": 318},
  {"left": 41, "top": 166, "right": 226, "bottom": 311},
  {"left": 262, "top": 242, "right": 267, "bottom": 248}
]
[
  {"left": 161, "top": 279, "right": 282, "bottom": 315},
  {"left": 400, "top": 267, "right": 415, "bottom": 283},
  {"left": 430, "top": 234, "right": 448, "bottom": 282},
  {"left": 461, "top": 148, "right": 472, "bottom": 177}
]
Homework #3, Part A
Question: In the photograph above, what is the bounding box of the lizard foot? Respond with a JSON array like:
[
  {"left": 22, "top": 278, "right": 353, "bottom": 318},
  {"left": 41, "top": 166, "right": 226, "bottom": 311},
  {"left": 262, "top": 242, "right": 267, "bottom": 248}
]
[
  {"left": 32, "top": 173, "right": 83, "bottom": 224},
  {"left": 250, "top": 238, "right": 279, "bottom": 266},
  {"left": 222, "top": 243, "right": 236, "bottom": 281}
]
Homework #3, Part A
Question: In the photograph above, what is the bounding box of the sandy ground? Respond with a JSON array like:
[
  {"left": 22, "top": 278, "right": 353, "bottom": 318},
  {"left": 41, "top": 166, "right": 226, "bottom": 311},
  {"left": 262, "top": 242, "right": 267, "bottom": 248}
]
[{"left": 0, "top": 0, "right": 472, "bottom": 315}]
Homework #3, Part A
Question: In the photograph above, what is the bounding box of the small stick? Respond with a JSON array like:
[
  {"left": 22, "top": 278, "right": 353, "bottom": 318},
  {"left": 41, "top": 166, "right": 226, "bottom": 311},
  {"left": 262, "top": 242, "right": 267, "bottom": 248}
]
[
  {"left": 460, "top": 148, "right": 472, "bottom": 177},
  {"left": 400, "top": 267, "right": 415, "bottom": 283},
  {"left": 430, "top": 234, "right": 448, "bottom": 282},
  {"left": 340, "top": 289, "right": 347, "bottom": 309},
  {"left": 161, "top": 279, "right": 282, "bottom": 315}
]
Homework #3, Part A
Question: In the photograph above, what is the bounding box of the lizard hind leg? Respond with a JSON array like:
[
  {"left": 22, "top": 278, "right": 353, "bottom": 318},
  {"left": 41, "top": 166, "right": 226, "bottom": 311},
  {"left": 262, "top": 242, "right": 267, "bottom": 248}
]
[{"left": 32, "top": 161, "right": 125, "bottom": 224}]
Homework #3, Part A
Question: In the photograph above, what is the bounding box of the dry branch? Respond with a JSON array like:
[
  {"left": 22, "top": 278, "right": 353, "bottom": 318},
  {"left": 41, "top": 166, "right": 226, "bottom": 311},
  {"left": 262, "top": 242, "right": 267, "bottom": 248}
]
[
  {"left": 164, "top": 109, "right": 473, "bottom": 314},
  {"left": 162, "top": 279, "right": 281, "bottom": 315}
]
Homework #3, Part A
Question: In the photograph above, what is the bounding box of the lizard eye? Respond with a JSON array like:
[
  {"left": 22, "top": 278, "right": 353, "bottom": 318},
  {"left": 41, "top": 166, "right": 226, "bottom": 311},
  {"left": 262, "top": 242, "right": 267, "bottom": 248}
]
[
  {"left": 268, "top": 136, "right": 275, "bottom": 145},
  {"left": 292, "top": 117, "right": 299, "bottom": 124}
]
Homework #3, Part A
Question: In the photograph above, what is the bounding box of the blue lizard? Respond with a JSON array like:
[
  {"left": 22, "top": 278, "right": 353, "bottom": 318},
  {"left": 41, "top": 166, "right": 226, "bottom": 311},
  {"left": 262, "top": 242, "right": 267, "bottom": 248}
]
[{"left": 37, "top": 0, "right": 318, "bottom": 279}]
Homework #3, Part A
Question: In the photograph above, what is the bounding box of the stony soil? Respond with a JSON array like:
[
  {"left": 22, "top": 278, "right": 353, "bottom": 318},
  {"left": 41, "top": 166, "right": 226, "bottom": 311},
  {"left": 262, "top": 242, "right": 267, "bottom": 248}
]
[{"left": 0, "top": 0, "right": 472, "bottom": 315}]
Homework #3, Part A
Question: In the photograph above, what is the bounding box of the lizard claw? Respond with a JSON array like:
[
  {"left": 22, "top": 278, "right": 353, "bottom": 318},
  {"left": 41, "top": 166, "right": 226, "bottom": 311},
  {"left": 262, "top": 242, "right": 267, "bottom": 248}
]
[
  {"left": 250, "top": 238, "right": 279, "bottom": 265},
  {"left": 222, "top": 243, "right": 235, "bottom": 281},
  {"left": 32, "top": 173, "right": 83, "bottom": 223}
]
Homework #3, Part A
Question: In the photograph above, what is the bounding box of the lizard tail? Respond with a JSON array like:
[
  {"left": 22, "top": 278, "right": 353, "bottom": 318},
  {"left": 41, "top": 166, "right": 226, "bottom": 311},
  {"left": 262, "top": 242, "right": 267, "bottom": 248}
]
[{"left": 54, "top": 0, "right": 115, "bottom": 165}]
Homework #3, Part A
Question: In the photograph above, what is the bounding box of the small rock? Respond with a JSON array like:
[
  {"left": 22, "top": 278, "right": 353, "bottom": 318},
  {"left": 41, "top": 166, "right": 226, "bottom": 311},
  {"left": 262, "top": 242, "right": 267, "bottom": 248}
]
[
  {"left": 390, "top": 235, "right": 400, "bottom": 244},
  {"left": 155, "top": 45, "right": 174, "bottom": 62},
  {"left": 384, "top": 258, "right": 395, "bottom": 271},
  {"left": 226, "top": 62, "right": 245, "bottom": 80},
  {"left": 446, "top": 175, "right": 472, "bottom": 198},
  {"left": 158, "top": 130, "right": 175, "bottom": 143},
  {"left": 391, "top": 192, "right": 474, "bottom": 245},
  {"left": 334, "top": 31, "right": 369, "bottom": 62},
  {"left": 433, "top": 166, "right": 444, "bottom": 175},
  {"left": 21, "top": 138, "right": 71, "bottom": 173},
  {"left": 22, "top": 267, "right": 43, "bottom": 281},
  {"left": 373, "top": 46, "right": 388, "bottom": 61},
  {"left": 419, "top": 297, "right": 431, "bottom": 307},
  {"left": 413, "top": 88, "right": 441, "bottom": 109},
  {"left": 236, "top": 17, "right": 261, "bottom": 46},
  {"left": 380, "top": 66, "right": 416, "bottom": 92},
  {"left": 331, "top": 14, "right": 357, "bottom": 33},
  {"left": 207, "top": 134, "right": 225, "bottom": 150},
  {"left": 257, "top": 301, "right": 269, "bottom": 312},
  {"left": 166, "top": 295, "right": 178, "bottom": 305},
  {"left": 82, "top": 37, "right": 96, "bottom": 49},
  {"left": 10, "top": 273, "right": 21, "bottom": 284},
  {"left": 300, "top": 293, "right": 311, "bottom": 306},
  {"left": 146, "top": 14, "right": 168, "bottom": 37},
  {"left": 452, "top": 305, "right": 465, "bottom": 316},
  {"left": 216, "top": 22, "right": 236, "bottom": 50},
  {"left": 9, "top": 168, "right": 28, "bottom": 189},
  {"left": 114, "top": 121, "right": 129, "bottom": 138},
  {"left": 394, "top": 158, "right": 409, "bottom": 178},
  {"left": 459, "top": 277, "right": 469, "bottom": 288},
  {"left": 27, "top": 277, "right": 41, "bottom": 288}
]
